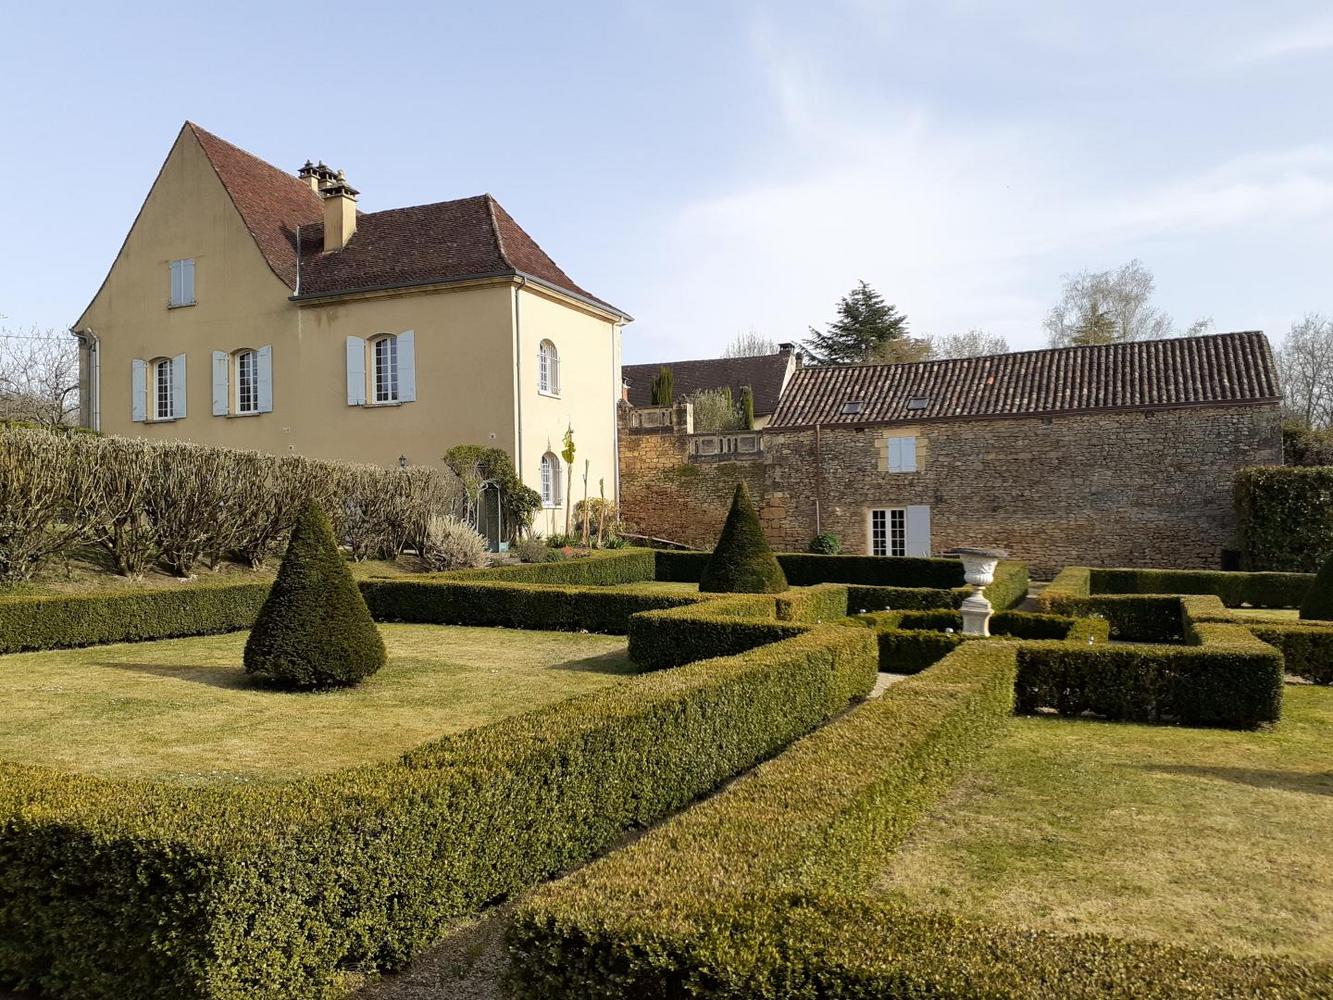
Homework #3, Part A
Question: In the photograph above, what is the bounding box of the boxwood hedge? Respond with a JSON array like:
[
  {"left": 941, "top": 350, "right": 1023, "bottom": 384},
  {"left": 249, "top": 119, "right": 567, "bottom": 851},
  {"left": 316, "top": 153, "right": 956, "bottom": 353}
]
[
  {"left": 627, "top": 595, "right": 812, "bottom": 670},
  {"left": 0, "top": 625, "right": 877, "bottom": 1000},
  {"left": 509, "top": 637, "right": 1327, "bottom": 1000},
  {"left": 1235, "top": 465, "right": 1333, "bottom": 572},
  {"left": 437, "top": 548, "right": 655, "bottom": 585}
]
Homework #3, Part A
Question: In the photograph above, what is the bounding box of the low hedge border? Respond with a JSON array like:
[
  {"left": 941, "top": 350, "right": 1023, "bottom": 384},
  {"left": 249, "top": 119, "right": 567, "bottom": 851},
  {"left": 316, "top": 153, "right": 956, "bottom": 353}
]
[
  {"left": 843, "top": 609, "right": 1110, "bottom": 674},
  {"left": 1015, "top": 617, "right": 1284, "bottom": 728},
  {"left": 362, "top": 579, "right": 708, "bottom": 635},
  {"left": 436, "top": 548, "right": 655, "bottom": 586},
  {"left": 0, "top": 583, "right": 270, "bottom": 654},
  {"left": 655, "top": 550, "right": 1029, "bottom": 611},
  {"left": 509, "top": 637, "right": 1326, "bottom": 1000},
  {"left": 1180, "top": 594, "right": 1333, "bottom": 685},
  {"left": 0, "top": 625, "right": 878, "bottom": 1000},
  {"left": 775, "top": 582, "right": 850, "bottom": 623},
  {"left": 626, "top": 594, "right": 813, "bottom": 670}
]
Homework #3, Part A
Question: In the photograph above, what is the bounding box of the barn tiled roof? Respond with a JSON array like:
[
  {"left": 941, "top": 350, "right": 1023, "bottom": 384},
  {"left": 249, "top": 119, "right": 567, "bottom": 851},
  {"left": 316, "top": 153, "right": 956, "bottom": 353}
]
[
  {"left": 768, "top": 332, "right": 1280, "bottom": 429},
  {"left": 623, "top": 351, "right": 796, "bottom": 416},
  {"left": 188, "top": 123, "right": 625, "bottom": 316}
]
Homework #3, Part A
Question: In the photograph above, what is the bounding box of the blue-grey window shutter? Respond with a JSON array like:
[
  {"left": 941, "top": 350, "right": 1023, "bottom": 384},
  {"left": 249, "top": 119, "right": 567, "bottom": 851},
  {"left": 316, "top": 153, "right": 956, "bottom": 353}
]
[
  {"left": 257, "top": 345, "right": 273, "bottom": 413},
  {"left": 131, "top": 359, "right": 147, "bottom": 422}
]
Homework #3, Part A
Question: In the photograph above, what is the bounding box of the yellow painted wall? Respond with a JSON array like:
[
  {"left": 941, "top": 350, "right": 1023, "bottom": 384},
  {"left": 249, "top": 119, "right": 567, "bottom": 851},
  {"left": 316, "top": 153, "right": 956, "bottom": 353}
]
[
  {"left": 76, "top": 127, "right": 625, "bottom": 511},
  {"left": 515, "top": 285, "right": 621, "bottom": 537}
]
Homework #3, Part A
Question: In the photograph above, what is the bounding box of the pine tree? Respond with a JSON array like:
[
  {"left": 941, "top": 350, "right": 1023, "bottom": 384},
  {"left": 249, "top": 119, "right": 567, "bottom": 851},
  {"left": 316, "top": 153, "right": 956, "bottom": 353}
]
[
  {"left": 699, "top": 482, "right": 787, "bottom": 594},
  {"left": 651, "top": 367, "right": 674, "bottom": 405},
  {"left": 803, "top": 281, "right": 911, "bottom": 366},
  {"left": 244, "top": 502, "right": 386, "bottom": 689}
]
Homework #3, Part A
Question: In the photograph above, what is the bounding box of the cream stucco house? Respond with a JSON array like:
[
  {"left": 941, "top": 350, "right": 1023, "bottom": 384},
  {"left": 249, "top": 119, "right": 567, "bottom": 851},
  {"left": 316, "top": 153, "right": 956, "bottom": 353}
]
[{"left": 73, "top": 122, "right": 630, "bottom": 538}]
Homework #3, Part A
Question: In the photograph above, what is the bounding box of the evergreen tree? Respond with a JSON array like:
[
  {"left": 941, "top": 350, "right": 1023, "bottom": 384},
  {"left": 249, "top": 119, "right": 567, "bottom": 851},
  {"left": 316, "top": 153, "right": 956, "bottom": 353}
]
[
  {"left": 803, "top": 281, "right": 911, "bottom": 366},
  {"left": 1300, "top": 550, "right": 1333, "bottom": 620},
  {"left": 244, "top": 502, "right": 386, "bottom": 689},
  {"left": 739, "top": 385, "right": 755, "bottom": 430},
  {"left": 700, "top": 482, "right": 787, "bottom": 594},
  {"left": 651, "top": 367, "right": 674, "bottom": 405}
]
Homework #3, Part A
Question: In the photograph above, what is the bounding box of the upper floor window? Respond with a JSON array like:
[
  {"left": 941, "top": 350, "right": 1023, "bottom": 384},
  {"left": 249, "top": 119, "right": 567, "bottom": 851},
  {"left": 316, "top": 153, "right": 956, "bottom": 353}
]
[
  {"left": 540, "top": 452, "right": 562, "bottom": 507},
  {"left": 538, "top": 340, "right": 560, "bottom": 395},
  {"left": 169, "top": 258, "right": 195, "bottom": 307},
  {"left": 886, "top": 435, "right": 918, "bottom": 473},
  {"left": 373, "top": 334, "right": 399, "bottom": 403},
  {"left": 235, "top": 349, "right": 259, "bottom": 414},
  {"left": 154, "top": 357, "right": 175, "bottom": 420}
]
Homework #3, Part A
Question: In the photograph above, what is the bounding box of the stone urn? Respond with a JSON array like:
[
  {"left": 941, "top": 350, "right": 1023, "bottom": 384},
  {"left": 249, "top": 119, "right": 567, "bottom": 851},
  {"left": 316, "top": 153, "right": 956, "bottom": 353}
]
[{"left": 952, "top": 547, "right": 1008, "bottom": 637}]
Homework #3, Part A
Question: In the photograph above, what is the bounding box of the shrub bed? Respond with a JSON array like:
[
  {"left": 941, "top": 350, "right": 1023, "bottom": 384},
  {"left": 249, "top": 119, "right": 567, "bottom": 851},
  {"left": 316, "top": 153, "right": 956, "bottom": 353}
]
[
  {"left": 508, "top": 637, "right": 1325, "bottom": 999},
  {"left": 439, "top": 548, "right": 655, "bottom": 586},
  {"left": 1015, "top": 620, "right": 1283, "bottom": 728},
  {"left": 1037, "top": 567, "right": 1185, "bottom": 641},
  {"left": 775, "top": 582, "right": 849, "bottom": 623},
  {"left": 0, "top": 583, "right": 269, "bottom": 654},
  {"left": 0, "top": 626, "right": 878, "bottom": 1000}
]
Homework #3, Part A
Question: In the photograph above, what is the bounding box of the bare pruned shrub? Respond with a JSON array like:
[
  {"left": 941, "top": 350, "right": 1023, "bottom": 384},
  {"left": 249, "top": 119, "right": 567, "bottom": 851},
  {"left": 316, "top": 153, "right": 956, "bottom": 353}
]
[
  {"left": 419, "top": 514, "right": 487, "bottom": 571},
  {"left": 143, "top": 441, "right": 232, "bottom": 577},
  {"left": 0, "top": 429, "right": 98, "bottom": 583},
  {"left": 87, "top": 436, "right": 158, "bottom": 577}
]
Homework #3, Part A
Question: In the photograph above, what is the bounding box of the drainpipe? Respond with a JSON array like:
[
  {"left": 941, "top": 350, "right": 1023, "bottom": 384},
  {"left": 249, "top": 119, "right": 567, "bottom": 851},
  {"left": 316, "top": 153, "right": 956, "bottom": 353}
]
[
  {"left": 814, "top": 421, "right": 823, "bottom": 534},
  {"left": 610, "top": 320, "right": 621, "bottom": 505},
  {"left": 512, "top": 276, "right": 527, "bottom": 487},
  {"left": 70, "top": 327, "right": 101, "bottom": 432}
]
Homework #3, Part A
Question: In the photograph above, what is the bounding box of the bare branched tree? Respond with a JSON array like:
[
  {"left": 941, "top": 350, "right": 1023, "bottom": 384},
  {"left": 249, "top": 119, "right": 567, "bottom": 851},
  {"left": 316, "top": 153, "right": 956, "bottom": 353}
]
[
  {"left": 1276, "top": 313, "right": 1333, "bottom": 429},
  {"left": 722, "top": 329, "right": 779, "bottom": 358},
  {"left": 926, "top": 330, "right": 1010, "bottom": 360},
  {"left": 1044, "top": 260, "right": 1211, "bottom": 348},
  {"left": 0, "top": 327, "right": 79, "bottom": 427}
]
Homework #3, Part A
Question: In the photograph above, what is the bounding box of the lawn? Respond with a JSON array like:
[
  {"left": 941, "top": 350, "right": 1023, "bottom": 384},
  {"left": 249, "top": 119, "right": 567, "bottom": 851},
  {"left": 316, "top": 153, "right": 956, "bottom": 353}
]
[
  {"left": 877, "top": 683, "right": 1333, "bottom": 962},
  {"left": 0, "top": 624, "right": 635, "bottom": 784}
]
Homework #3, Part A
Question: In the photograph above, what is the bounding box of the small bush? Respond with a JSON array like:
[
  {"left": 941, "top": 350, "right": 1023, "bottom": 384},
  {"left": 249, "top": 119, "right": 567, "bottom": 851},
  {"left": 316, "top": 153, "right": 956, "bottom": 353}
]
[
  {"left": 244, "top": 503, "right": 386, "bottom": 690},
  {"left": 808, "top": 531, "right": 842, "bottom": 554},
  {"left": 513, "top": 536, "right": 560, "bottom": 563},
  {"left": 699, "top": 483, "right": 787, "bottom": 593},
  {"left": 1301, "top": 549, "right": 1333, "bottom": 620},
  {"left": 419, "top": 515, "right": 487, "bottom": 571}
]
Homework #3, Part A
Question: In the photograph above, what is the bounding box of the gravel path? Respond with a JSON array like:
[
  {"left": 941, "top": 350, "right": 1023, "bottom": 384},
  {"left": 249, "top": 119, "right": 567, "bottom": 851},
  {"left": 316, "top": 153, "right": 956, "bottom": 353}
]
[{"left": 354, "top": 907, "right": 515, "bottom": 1000}]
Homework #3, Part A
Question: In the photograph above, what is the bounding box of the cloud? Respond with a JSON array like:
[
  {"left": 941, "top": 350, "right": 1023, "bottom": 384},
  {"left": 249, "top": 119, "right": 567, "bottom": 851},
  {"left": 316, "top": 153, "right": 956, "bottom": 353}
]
[{"left": 622, "top": 15, "right": 1333, "bottom": 361}]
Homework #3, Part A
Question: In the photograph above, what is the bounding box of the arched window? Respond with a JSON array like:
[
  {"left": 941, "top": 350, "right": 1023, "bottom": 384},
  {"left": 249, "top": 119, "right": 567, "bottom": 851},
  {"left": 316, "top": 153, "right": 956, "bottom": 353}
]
[
  {"left": 234, "top": 349, "right": 259, "bottom": 414},
  {"left": 540, "top": 452, "right": 562, "bottom": 507},
  {"left": 371, "top": 334, "right": 399, "bottom": 403},
  {"left": 152, "top": 357, "right": 174, "bottom": 420},
  {"left": 538, "top": 340, "right": 560, "bottom": 395}
]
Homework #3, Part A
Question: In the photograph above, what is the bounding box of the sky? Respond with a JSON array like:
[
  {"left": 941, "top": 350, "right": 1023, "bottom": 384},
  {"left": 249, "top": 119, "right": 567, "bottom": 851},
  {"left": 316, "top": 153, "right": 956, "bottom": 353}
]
[{"left": 2, "top": 1, "right": 1331, "bottom": 363}]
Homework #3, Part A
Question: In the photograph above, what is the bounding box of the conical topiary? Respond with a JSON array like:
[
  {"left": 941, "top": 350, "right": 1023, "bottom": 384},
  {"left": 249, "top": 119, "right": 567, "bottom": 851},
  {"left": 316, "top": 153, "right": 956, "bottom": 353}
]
[
  {"left": 1300, "top": 550, "right": 1333, "bottom": 620},
  {"left": 244, "top": 502, "right": 386, "bottom": 689},
  {"left": 699, "top": 482, "right": 787, "bottom": 594}
]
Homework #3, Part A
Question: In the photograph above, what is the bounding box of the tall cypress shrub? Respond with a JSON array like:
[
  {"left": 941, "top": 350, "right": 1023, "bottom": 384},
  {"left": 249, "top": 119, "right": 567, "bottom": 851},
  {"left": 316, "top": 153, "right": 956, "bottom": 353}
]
[
  {"left": 700, "top": 482, "right": 787, "bottom": 593},
  {"left": 1300, "top": 550, "right": 1333, "bottom": 620},
  {"left": 244, "top": 502, "right": 386, "bottom": 689}
]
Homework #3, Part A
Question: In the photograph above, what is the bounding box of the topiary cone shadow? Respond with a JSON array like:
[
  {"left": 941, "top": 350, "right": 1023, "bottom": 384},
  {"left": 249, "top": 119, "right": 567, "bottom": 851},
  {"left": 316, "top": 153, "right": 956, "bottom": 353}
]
[
  {"left": 699, "top": 482, "right": 788, "bottom": 594},
  {"left": 244, "top": 501, "right": 386, "bottom": 689}
]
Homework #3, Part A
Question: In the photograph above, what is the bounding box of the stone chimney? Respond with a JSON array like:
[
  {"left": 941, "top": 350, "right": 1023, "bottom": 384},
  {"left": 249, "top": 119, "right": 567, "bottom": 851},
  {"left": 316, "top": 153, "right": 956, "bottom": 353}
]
[
  {"left": 298, "top": 160, "right": 336, "bottom": 193},
  {"left": 320, "top": 169, "right": 358, "bottom": 252}
]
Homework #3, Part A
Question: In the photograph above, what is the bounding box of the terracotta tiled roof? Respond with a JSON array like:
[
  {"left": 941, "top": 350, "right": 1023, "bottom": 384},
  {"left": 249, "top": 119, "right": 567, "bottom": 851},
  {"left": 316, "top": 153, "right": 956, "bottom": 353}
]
[
  {"left": 768, "top": 332, "right": 1280, "bottom": 429},
  {"left": 623, "top": 351, "right": 796, "bottom": 416},
  {"left": 188, "top": 123, "right": 625, "bottom": 316}
]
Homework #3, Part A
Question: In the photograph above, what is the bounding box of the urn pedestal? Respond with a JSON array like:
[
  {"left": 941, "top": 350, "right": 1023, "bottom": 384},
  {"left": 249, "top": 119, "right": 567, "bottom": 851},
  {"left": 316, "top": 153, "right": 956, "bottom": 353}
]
[{"left": 953, "top": 547, "right": 1008, "bottom": 637}]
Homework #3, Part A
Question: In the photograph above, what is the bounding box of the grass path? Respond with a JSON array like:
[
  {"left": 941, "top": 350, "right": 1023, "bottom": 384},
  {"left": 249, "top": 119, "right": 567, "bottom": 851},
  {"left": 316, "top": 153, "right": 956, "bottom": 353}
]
[
  {"left": 877, "top": 684, "right": 1333, "bottom": 961},
  {"left": 0, "top": 625, "right": 633, "bottom": 784}
]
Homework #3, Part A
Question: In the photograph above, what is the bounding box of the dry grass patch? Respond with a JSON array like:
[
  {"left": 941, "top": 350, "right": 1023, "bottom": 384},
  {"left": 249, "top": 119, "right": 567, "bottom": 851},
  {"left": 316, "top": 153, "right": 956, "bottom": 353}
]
[
  {"left": 0, "top": 624, "right": 634, "bottom": 784},
  {"left": 878, "top": 684, "right": 1333, "bottom": 962}
]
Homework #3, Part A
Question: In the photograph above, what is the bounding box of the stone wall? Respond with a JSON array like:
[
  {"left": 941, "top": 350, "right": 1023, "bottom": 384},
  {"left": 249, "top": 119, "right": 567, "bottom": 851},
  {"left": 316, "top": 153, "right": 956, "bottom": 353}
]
[{"left": 618, "top": 403, "right": 1283, "bottom": 577}]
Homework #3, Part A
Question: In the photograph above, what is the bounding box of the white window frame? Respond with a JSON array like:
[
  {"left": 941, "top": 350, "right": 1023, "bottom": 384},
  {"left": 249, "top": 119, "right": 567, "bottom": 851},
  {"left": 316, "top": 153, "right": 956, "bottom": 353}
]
[
  {"left": 372, "top": 334, "right": 399, "bottom": 404},
  {"left": 234, "top": 349, "right": 259, "bottom": 414},
  {"left": 153, "top": 357, "right": 174, "bottom": 421},
  {"left": 538, "top": 339, "right": 561, "bottom": 396},
  {"left": 169, "top": 258, "right": 195, "bottom": 308},
  {"left": 886, "top": 435, "right": 918, "bottom": 473},
  {"left": 869, "top": 508, "right": 907, "bottom": 557},
  {"left": 540, "top": 452, "right": 562, "bottom": 508}
]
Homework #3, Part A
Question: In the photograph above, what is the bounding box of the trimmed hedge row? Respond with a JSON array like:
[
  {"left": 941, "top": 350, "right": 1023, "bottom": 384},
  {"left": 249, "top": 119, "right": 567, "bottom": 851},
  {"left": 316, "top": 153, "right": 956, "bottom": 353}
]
[
  {"left": 848, "top": 560, "right": 1030, "bottom": 614},
  {"left": 775, "top": 582, "right": 850, "bottom": 623},
  {"left": 509, "top": 637, "right": 1326, "bottom": 1000},
  {"left": 1180, "top": 594, "right": 1333, "bottom": 685},
  {"left": 438, "top": 548, "right": 655, "bottom": 585},
  {"left": 626, "top": 595, "right": 811, "bottom": 670},
  {"left": 1015, "top": 619, "right": 1284, "bottom": 728},
  {"left": 1037, "top": 567, "right": 1184, "bottom": 641},
  {"left": 0, "top": 625, "right": 878, "bottom": 1000},
  {"left": 1235, "top": 465, "right": 1333, "bottom": 572},
  {"left": 1090, "top": 567, "right": 1311, "bottom": 608},
  {"left": 509, "top": 640, "right": 1027, "bottom": 996},
  {"left": 362, "top": 578, "right": 706, "bottom": 635},
  {"left": 0, "top": 583, "right": 269, "bottom": 654}
]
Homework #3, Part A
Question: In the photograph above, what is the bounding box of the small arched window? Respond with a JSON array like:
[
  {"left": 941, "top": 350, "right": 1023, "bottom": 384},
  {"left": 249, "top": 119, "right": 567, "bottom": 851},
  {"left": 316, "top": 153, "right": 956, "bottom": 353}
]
[
  {"left": 540, "top": 452, "right": 562, "bottom": 507},
  {"left": 538, "top": 340, "right": 560, "bottom": 395},
  {"left": 371, "top": 334, "right": 399, "bottom": 403},
  {"left": 234, "top": 349, "right": 259, "bottom": 414},
  {"left": 152, "top": 357, "right": 175, "bottom": 420}
]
